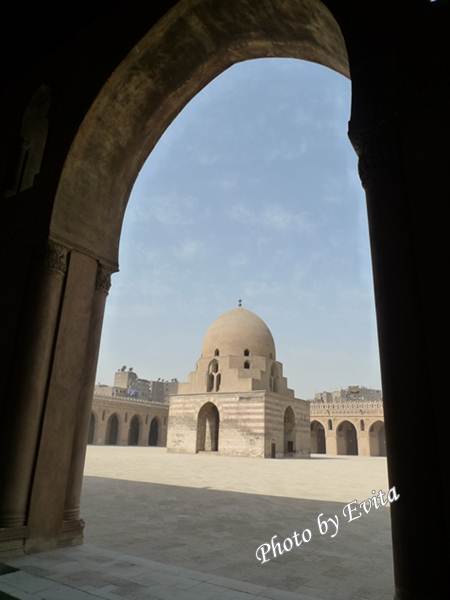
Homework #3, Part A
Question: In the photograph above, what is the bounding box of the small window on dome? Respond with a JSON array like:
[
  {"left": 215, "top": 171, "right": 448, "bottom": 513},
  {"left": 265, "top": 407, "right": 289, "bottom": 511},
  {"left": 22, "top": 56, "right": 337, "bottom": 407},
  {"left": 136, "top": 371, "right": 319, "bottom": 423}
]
[
  {"left": 244, "top": 360, "right": 250, "bottom": 369},
  {"left": 244, "top": 349, "right": 250, "bottom": 356},
  {"left": 214, "top": 348, "right": 220, "bottom": 356}
]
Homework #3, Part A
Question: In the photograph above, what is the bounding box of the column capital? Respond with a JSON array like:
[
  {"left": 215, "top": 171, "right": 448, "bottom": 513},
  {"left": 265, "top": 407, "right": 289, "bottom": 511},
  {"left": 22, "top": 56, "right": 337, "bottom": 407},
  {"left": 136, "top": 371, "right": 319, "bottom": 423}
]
[
  {"left": 95, "top": 263, "right": 113, "bottom": 294},
  {"left": 44, "top": 240, "right": 69, "bottom": 275},
  {"left": 347, "top": 116, "right": 401, "bottom": 190}
]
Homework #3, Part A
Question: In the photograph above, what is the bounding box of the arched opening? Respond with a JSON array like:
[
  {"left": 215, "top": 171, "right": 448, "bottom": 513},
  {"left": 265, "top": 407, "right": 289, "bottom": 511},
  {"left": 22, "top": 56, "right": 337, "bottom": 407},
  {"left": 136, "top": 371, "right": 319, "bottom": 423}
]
[
  {"left": 105, "top": 414, "right": 119, "bottom": 445},
  {"left": 148, "top": 418, "right": 159, "bottom": 446},
  {"left": 336, "top": 420, "right": 358, "bottom": 455},
  {"left": 283, "top": 406, "right": 296, "bottom": 456},
  {"left": 3, "top": 0, "right": 446, "bottom": 594},
  {"left": 87, "top": 413, "right": 96, "bottom": 445},
  {"left": 310, "top": 420, "right": 326, "bottom": 454},
  {"left": 52, "top": 25, "right": 387, "bottom": 598},
  {"left": 244, "top": 360, "right": 250, "bottom": 369},
  {"left": 270, "top": 364, "right": 278, "bottom": 393},
  {"left": 196, "top": 402, "right": 220, "bottom": 452},
  {"left": 20, "top": 0, "right": 391, "bottom": 594},
  {"left": 369, "top": 421, "right": 386, "bottom": 456},
  {"left": 214, "top": 348, "right": 220, "bottom": 356},
  {"left": 244, "top": 349, "right": 250, "bottom": 356},
  {"left": 128, "top": 415, "right": 140, "bottom": 446},
  {"left": 207, "top": 359, "right": 220, "bottom": 392}
]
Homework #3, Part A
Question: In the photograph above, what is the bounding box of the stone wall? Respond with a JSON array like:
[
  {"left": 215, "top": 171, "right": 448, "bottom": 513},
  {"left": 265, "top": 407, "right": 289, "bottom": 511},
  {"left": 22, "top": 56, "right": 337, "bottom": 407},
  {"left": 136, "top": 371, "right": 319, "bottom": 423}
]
[
  {"left": 90, "top": 394, "right": 169, "bottom": 447},
  {"left": 310, "top": 400, "right": 385, "bottom": 456}
]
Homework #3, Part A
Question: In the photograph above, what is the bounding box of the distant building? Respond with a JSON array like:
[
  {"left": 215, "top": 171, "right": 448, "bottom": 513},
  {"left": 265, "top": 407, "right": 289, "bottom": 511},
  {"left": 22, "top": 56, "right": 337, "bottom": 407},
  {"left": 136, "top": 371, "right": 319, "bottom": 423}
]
[
  {"left": 89, "top": 368, "right": 177, "bottom": 447},
  {"left": 89, "top": 336, "right": 385, "bottom": 459},
  {"left": 310, "top": 386, "right": 385, "bottom": 456},
  {"left": 167, "top": 307, "right": 310, "bottom": 458}
]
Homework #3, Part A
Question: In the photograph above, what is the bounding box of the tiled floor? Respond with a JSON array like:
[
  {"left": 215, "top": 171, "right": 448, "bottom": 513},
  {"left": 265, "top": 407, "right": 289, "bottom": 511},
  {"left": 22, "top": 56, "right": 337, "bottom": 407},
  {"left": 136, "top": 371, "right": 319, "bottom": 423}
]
[
  {"left": 1, "top": 449, "right": 394, "bottom": 599},
  {"left": 2, "top": 545, "right": 343, "bottom": 600}
]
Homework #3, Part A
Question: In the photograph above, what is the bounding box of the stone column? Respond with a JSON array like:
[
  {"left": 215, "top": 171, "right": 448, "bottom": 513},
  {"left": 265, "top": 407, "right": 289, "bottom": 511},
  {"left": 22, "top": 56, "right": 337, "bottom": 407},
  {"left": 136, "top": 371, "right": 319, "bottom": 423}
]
[
  {"left": 25, "top": 250, "right": 99, "bottom": 553},
  {"left": 119, "top": 412, "right": 129, "bottom": 445},
  {"left": 348, "top": 115, "right": 447, "bottom": 599},
  {"left": 325, "top": 422, "right": 337, "bottom": 455},
  {"left": 96, "top": 409, "right": 107, "bottom": 445},
  {"left": 0, "top": 241, "right": 68, "bottom": 552},
  {"left": 357, "top": 416, "right": 370, "bottom": 456},
  {"left": 61, "top": 263, "right": 112, "bottom": 545}
]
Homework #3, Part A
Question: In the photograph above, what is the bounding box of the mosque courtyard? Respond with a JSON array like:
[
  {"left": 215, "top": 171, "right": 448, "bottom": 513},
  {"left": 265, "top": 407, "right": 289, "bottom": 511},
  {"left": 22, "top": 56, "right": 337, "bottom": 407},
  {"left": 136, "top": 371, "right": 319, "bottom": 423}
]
[{"left": 2, "top": 447, "right": 393, "bottom": 600}]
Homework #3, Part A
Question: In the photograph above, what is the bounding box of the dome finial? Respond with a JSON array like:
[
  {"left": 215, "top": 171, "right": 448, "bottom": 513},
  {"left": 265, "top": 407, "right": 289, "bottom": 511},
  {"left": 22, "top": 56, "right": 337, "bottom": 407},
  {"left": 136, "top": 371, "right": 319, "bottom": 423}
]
[{"left": 238, "top": 298, "right": 242, "bottom": 308}]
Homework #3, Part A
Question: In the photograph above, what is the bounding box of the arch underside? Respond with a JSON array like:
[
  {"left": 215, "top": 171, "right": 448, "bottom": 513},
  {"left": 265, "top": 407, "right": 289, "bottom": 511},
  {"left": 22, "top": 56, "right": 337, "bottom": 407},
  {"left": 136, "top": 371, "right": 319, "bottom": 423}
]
[
  {"left": 336, "top": 420, "right": 358, "bottom": 455},
  {"left": 149, "top": 418, "right": 159, "bottom": 446},
  {"left": 369, "top": 420, "right": 386, "bottom": 456},
  {"left": 284, "top": 407, "right": 296, "bottom": 456},
  {"left": 197, "top": 402, "right": 220, "bottom": 452},
  {"left": 310, "top": 420, "right": 325, "bottom": 453},
  {"left": 50, "top": 0, "right": 348, "bottom": 270}
]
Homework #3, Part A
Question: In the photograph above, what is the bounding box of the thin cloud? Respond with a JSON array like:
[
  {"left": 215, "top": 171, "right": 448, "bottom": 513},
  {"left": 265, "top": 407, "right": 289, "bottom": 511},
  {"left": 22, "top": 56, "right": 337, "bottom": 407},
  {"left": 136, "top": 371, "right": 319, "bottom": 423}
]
[
  {"left": 228, "top": 202, "right": 313, "bottom": 233},
  {"left": 138, "top": 193, "right": 198, "bottom": 226},
  {"left": 173, "top": 239, "right": 205, "bottom": 261}
]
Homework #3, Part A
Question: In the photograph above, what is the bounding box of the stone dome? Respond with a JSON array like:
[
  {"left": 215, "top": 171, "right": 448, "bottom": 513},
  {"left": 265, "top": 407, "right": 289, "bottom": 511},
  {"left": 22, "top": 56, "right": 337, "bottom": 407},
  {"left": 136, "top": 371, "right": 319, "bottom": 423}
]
[{"left": 202, "top": 307, "right": 276, "bottom": 359}]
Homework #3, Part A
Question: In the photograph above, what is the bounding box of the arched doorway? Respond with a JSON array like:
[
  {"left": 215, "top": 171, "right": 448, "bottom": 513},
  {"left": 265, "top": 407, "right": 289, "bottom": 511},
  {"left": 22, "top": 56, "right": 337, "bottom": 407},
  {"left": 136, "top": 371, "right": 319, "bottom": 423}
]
[
  {"left": 336, "top": 420, "right": 358, "bottom": 455},
  {"left": 105, "top": 414, "right": 119, "bottom": 445},
  {"left": 369, "top": 421, "right": 386, "bottom": 456},
  {"left": 87, "top": 413, "right": 96, "bottom": 445},
  {"left": 128, "top": 415, "right": 140, "bottom": 446},
  {"left": 148, "top": 418, "right": 159, "bottom": 447},
  {"left": 284, "top": 406, "right": 296, "bottom": 456},
  {"left": 35, "top": 0, "right": 350, "bottom": 552},
  {"left": 310, "top": 420, "right": 326, "bottom": 453},
  {"left": 197, "top": 402, "right": 220, "bottom": 452}
]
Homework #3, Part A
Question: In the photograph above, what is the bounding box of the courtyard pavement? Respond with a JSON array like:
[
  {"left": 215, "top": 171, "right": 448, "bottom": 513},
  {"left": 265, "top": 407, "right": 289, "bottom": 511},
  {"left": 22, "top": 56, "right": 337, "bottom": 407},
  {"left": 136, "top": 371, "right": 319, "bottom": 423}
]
[{"left": 2, "top": 448, "right": 394, "bottom": 600}]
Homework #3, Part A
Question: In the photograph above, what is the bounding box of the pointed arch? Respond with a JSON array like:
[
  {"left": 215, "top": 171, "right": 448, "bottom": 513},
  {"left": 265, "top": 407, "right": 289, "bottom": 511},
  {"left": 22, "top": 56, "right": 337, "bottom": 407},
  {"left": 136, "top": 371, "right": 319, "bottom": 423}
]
[
  {"left": 284, "top": 406, "right": 296, "bottom": 456},
  {"left": 369, "top": 420, "right": 386, "bottom": 456},
  {"left": 149, "top": 417, "right": 159, "bottom": 446},
  {"left": 105, "top": 413, "right": 119, "bottom": 445},
  {"left": 310, "top": 420, "right": 326, "bottom": 453},
  {"left": 128, "top": 415, "right": 140, "bottom": 446},
  {"left": 336, "top": 420, "right": 358, "bottom": 455},
  {"left": 196, "top": 402, "right": 220, "bottom": 452}
]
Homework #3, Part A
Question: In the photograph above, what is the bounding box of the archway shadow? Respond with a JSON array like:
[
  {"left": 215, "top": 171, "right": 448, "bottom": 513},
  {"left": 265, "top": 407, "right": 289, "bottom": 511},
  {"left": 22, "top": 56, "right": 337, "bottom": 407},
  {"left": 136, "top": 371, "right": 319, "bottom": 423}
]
[{"left": 73, "top": 476, "right": 393, "bottom": 599}]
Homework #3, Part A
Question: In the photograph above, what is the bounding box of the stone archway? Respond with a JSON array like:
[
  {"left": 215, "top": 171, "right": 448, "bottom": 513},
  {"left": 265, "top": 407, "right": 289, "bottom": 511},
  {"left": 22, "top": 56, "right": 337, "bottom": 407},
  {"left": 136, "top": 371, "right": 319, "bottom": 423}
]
[
  {"left": 1, "top": 0, "right": 446, "bottom": 596},
  {"left": 105, "top": 414, "right": 119, "bottom": 445},
  {"left": 310, "top": 420, "right": 326, "bottom": 454},
  {"left": 369, "top": 421, "right": 386, "bottom": 456},
  {"left": 50, "top": 0, "right": 348, "bottom": 271},
  {"left": 5, "top": 0, "right": 353, "bottom": 559},
  {"left": 128, "top": 415, "right": 140, "bottom": 446},
  {"left": 284, "top": 407, "right": 296, "bottom": 456},
  {"left": 148, "top": 418, "right": 159, "bottom": 447},
  {"left": 336, "top": 420, "right": 358, "bottom": 455},
  {"left": 87, "top": 413, "right": 96, "bottom": 445},
  {"left": 197, "top": 402, "right": 220, "bottom": 452}
]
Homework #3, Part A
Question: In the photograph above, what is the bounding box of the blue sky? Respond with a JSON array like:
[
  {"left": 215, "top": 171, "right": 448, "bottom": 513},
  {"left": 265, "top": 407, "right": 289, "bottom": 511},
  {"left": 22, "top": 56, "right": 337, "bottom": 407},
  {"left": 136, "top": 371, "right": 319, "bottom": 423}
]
[{"left": 96, "top": 58, "right": 381, "bottom": 399}]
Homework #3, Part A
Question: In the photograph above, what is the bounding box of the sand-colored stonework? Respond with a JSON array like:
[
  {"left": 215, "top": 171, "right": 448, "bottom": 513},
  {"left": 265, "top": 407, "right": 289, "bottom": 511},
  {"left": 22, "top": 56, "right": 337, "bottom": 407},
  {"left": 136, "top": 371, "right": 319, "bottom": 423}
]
[{"left": 167, "top": 307, "right": 310, "bottom": 458}]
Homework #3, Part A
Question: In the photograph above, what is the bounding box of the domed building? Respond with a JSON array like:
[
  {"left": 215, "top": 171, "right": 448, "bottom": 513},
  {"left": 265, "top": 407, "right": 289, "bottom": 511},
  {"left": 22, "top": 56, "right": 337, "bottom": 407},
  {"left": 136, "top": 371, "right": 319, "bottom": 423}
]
[{"left": 166, "top": 306, "right": 310, "bottom": 458}]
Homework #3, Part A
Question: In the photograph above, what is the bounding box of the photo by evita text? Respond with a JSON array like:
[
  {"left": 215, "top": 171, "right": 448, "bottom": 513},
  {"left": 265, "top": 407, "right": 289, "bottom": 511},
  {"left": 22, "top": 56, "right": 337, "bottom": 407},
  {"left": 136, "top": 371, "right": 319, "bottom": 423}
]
[{"left": 255, "top": 485, "right": 400, "bottom": 565}]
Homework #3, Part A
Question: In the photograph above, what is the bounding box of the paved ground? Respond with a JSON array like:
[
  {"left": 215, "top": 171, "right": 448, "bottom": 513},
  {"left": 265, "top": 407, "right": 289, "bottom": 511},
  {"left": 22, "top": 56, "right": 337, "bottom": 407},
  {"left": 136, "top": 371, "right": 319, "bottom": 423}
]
[{"left": 3, "top": 448, "right": 394, "bottom": 600}]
